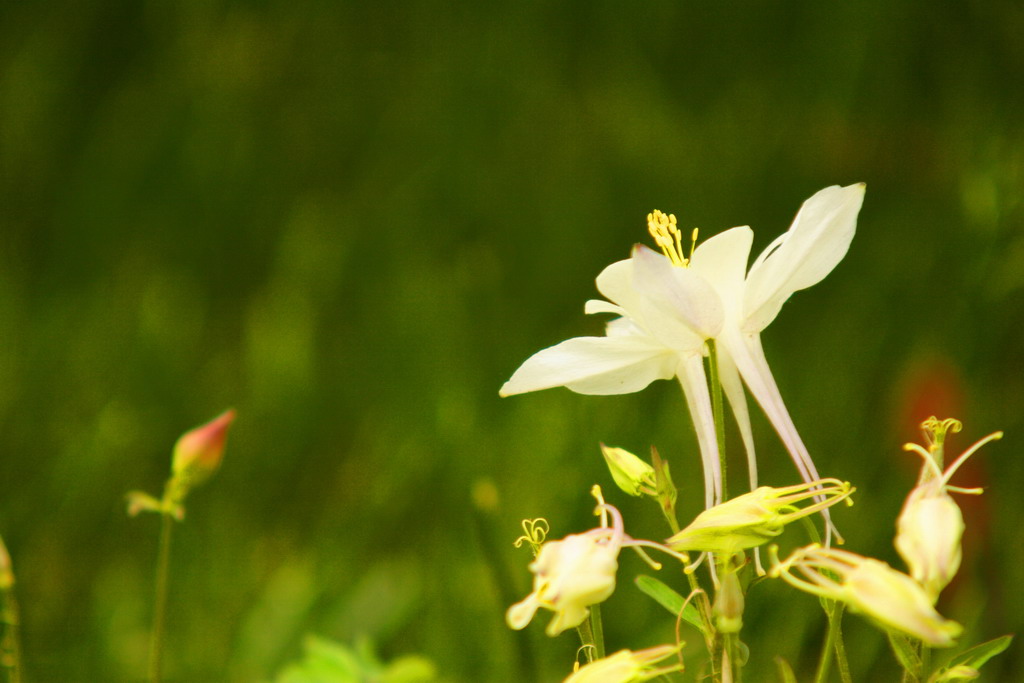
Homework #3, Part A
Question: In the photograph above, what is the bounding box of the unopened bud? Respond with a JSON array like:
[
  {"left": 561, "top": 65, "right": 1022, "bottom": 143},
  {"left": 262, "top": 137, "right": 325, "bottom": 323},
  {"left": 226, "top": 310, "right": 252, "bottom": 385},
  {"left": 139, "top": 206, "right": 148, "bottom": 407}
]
[
  {"left": 0, "top": 535, "right": 13, "bottom": 590},
  {"left": 600, "top": 444, "right": 655, "bottom": 497},
  {"left": 713, "top": 567, "right": 745, "bottom": 634},
  {"left": 171, "top": 409, "right": 236, "bottom": 490}
]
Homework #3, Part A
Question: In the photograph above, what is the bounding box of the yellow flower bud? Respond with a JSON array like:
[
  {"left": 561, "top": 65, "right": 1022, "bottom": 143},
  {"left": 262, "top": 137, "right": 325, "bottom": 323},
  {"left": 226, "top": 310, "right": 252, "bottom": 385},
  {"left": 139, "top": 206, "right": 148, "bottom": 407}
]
[
  {"left": 667, "top": 479, "right": 854, "bottom": 555},
  {"left": 600, "top": 444, "right": 655, "bottom": 497}
]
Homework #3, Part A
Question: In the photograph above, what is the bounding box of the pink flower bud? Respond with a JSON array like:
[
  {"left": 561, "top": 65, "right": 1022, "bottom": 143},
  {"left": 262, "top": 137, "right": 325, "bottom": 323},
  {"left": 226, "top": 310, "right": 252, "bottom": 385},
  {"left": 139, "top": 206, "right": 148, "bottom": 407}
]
[{"left": 171, "top": 409, "right": 236, "bottom": 484}]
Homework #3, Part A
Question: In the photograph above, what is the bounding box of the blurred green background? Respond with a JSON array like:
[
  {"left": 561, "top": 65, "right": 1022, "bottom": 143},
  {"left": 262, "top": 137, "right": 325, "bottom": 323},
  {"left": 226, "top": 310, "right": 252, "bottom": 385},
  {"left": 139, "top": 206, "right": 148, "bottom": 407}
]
[{"left": 2, "top": 2, "right": 1023, "bottom": 681}]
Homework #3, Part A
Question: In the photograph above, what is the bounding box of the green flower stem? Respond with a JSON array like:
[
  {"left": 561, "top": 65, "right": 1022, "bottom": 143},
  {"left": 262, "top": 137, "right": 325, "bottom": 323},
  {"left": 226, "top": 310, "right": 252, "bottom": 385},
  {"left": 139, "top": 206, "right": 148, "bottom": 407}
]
[
  {"left": 832, "top": 604, "right": 852, "bottom": 683},
  {"left": 724, "top": 632, "right": 742, "bottom": 683},
  {"left": 0, "top": 588, "right": 21, "bottom": 683},
  {"left": 661, "top": 476, "right": 719, "bottom": 668},
  {"left": 707, "top": 340, "right": 728, "bottom": 501},
  {"left": 148, "top": 508, "right": 175, "bottom": 683},
  {"left": 588, "top": 603, "right": 606, "bottom": 660},
  {"left": 815, "top": 600, "right": 850, "bottom": 683}
]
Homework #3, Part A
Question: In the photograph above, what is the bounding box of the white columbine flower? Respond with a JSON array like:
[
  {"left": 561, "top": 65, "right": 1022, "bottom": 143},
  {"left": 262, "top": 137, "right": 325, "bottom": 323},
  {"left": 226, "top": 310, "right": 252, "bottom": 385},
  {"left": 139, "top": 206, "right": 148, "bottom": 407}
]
[{"left": 501, "top": 185, "right": 865, "bottom": 514}]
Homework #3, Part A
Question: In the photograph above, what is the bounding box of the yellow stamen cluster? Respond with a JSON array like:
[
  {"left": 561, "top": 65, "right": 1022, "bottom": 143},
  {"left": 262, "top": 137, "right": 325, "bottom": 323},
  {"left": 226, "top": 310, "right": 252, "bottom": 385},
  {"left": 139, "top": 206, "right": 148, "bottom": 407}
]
[
  {"left": 647, "top": 210, "right": 697, "bottom": 267},
  {"left": 514, "top": 518, "right": 550, "bottom": 557},
  {"left": 920, "top": 416, "right": 962, "bottom": 452}
]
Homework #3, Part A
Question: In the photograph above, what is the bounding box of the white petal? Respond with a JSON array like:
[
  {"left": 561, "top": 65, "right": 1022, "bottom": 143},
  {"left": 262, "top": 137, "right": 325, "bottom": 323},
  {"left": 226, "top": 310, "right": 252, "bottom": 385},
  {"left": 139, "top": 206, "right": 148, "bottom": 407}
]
[
  {"left": 604, "top": 316, "right": 644, "bottom": 338},
  {"left": 594, "top": 258, "right": 643, "bottom": 312},
  {"left": 743, "top": 183, "right": 865, "bottom": 332},
  {"left": 676, "top": 353, "right": 722, "bottom": 508},
  {"left": 506, "top": 595, "right": 540, "bottom": 630},
  {"left": 719, "top": 329, "right": 837, "bottom": 538},
  {"left": 689, "top": 226, "right": 754, "bottom": 315},
  {"left": 584, "top": 299, "right": 625, "bottom": 316},
  {"left": 631, "top": 245, "right": 723, "bottom": 341},
  {"left": 499, "top": 336, "right": 677, "bottom": 397}
]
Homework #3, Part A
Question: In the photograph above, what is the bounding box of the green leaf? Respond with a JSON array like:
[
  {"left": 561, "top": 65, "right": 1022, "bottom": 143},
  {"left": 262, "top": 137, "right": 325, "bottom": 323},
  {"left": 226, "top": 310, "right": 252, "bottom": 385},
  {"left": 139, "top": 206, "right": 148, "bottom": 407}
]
[
  {"left": 774, "top": 656, "right": 798, "bottom": 683},
  {"left": 887, "top": 631, "right": 922, "bottom": 680},
  {"left": 946, "top": 635, "right": 1012, "bottom": 671},
  {"left": 381, "top": 656, "right": 438, "bottom": 683},
  {"left": 634, "top": 574, "right": 705, "bottom": 635},
  {"left": 273, "top": 635, "right": 437, "bottom": 683},
  {"left": 929, "top": 635, "right": 1013, "bottom": 683}
]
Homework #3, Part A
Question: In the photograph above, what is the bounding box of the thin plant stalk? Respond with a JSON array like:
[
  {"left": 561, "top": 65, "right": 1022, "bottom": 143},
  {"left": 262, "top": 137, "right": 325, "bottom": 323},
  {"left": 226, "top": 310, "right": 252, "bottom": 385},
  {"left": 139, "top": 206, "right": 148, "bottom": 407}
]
[
  {"left": 588, "top": 603, "right": 606, "bottom": 660},
  {"left": 707, "top": 340, "right": 728, "bottom": 502},
  {"left": 148, "top": 509, "right": 175, "bottom": 683},
  {"left": 0, "top": 589, "right": 21, "bottom": 683},
  {"left": 832, "top": 606, "right": 852, "bottom": 683},
  {"left": 815, "top": 600, "right": 850, "bottom": 683},
  {"left": 724, "top": 632, "right": 743, "bottom": 683},
  {"left": 0, "top": 536, "right": 22, "bottom": 683}
]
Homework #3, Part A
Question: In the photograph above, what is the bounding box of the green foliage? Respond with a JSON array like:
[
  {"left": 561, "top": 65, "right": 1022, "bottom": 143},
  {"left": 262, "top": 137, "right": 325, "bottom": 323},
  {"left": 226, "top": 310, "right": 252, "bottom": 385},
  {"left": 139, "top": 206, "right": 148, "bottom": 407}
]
[
  {"left": 886, "top": 631, "right": 923, "bottom": 681},
  {"left": 774, "top": 656, "right": 798, "bottom": 683},
  {"left": 633, "top": 575, "right": 705, "bottom": 636},
  {"left": 0, "top": 1, "right": 1021, "bottom": 681},
  {"left": 274, "top": 636, "right": 437, "bottom": 683},
  {"left": 929, "top": 635, "right": 1013, "bottom": 683}
]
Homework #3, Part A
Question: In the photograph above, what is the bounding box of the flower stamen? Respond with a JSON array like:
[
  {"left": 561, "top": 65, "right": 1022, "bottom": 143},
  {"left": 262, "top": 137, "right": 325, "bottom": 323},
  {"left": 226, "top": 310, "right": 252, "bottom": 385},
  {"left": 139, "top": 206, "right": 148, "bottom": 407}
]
[
  {"left": 514, "top": 518, "right": 550, "bottom": 556},
  {"left": 647, "top": 210, "right": 689, "bottom": 267}
]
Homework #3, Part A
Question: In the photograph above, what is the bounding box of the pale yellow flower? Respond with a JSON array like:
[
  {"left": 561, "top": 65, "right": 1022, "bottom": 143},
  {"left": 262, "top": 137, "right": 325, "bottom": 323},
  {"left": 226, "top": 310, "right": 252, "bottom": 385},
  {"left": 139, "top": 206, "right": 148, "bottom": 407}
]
[
  {"left": 667, "top": 479, "right": 853, "bottom": 555},
  {"left": 563, "top": 645, "right": 682, "bottom": 683},
  {"left": 770, "top": 544, "right": 962, "bottom": 647},
  {"left": 896, "top": 419, "right": 1002, "bottom": 601}
]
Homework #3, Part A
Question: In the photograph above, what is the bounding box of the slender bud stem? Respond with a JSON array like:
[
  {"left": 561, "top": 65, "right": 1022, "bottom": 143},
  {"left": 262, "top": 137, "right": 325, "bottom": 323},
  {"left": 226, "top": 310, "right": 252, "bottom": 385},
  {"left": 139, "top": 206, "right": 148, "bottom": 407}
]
[
  {"left": 588, "top": 603, "right": 605, "bottom": 660},
  {"left": 0, "top": 589, "right": 21, "bottom": 683},
  {"left": 148, "top": 509, "right": 175, "bottom": 683}
]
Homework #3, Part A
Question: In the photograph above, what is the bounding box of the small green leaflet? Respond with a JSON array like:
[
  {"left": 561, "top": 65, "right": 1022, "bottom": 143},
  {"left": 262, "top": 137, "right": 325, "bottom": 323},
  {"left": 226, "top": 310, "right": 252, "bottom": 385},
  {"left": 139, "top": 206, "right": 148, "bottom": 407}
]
[
  {"left": 634, "top": 574, "right": 706, "bottom": 635},
  {"left": 929, "top": 635, "right": 1013, "bottom": 683}
]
